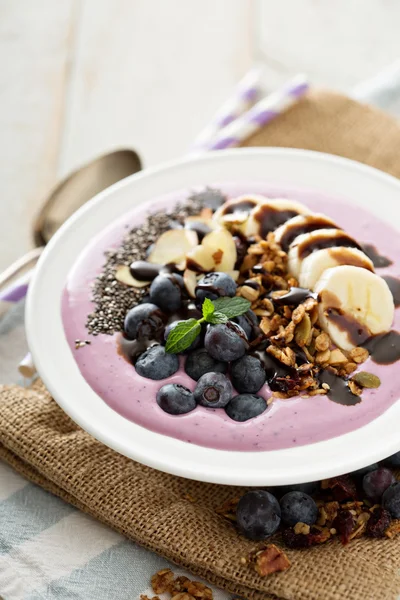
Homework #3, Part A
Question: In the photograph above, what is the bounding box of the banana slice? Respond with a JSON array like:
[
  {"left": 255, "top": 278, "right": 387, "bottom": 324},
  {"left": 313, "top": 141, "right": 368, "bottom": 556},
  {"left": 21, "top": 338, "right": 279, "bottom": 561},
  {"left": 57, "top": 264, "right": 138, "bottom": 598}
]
[
  {"left": 288, "top": 228, "right": 360, "bottom": 278},
  {"left": 213, "top": 194, "right": 266, "bottom": 225},
  {"left": 274, "top": 213, "right": 338, "bottom": 252},
  {"left": 299, "top": 247, "right": 374, "bottom": 290},
  {"left": 315, "top": 265, "right": 394, "bottom": 351},
  {"left": 240, "top": 199, "right": 312, "bottom": 238}
]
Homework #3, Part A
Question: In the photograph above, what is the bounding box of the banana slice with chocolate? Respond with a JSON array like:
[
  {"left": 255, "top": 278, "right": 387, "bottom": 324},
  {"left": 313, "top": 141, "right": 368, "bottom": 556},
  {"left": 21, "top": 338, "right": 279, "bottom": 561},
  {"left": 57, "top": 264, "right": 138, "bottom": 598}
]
[
  {"left": 299, "top": 246, "right": 374, "bottom": 290},
  {"left": 315, "top": 265, "right": 394, "bottom": 351},
  {"left": 274, "top": 213, "right": 338, "bottom": 252},
  {"left": 287, "top": 228, "right": 361, "bottom": 278},
  {"left": 240, "top": 199, "right": 311, "bottom": 238},
  {"left": 213, "top": 194, "right": 266, "bottom": 226}
]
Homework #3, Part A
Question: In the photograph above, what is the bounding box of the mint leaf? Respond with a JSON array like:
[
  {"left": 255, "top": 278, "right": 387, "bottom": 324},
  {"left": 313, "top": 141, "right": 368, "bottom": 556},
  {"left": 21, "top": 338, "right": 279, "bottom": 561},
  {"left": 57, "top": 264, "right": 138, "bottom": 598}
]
[
  {"left": 212, "top": 296, "right": 251, "bottom": 319},
  {"left": 165, "top": 319, "right": 201, "bottom": 354},
  {"left": 202, "top": 297, "right": 215, "bottom": 321},
  {"left": 207, "top": 311, "right": 228, "bottom": 324}
]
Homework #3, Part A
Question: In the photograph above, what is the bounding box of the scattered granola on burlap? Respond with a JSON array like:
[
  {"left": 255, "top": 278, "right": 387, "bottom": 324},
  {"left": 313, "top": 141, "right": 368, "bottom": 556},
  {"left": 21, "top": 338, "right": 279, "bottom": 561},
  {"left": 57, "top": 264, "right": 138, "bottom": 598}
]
[{"left": 248, "top": 544, "right": 291, "bottom": 576}]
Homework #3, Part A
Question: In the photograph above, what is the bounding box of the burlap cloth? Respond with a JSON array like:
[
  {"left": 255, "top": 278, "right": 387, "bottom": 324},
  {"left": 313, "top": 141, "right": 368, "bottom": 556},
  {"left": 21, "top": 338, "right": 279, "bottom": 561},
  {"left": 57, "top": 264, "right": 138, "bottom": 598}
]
[{"left": 1, "top": 90, "right": 400, "bottom": 600}]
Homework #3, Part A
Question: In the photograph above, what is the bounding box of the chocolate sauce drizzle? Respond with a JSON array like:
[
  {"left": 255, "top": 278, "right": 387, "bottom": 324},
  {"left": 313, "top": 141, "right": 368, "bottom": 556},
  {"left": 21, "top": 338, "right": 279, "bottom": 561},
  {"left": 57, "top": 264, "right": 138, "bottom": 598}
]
[
  {"left": 382, "top": 275, "right": 400, "bottom": 307},
  {"left": 325, "top": 307, "right": 371, "bottom": 347},
  {"left": 254, "top": 207, "right": 298, "bottom": 238},
  {"left": 222, "top": 200, "right": 257, "bottom": 215},
  {"left": 361, "top": 243, "right": 393, "bottom": 268},
  {"left": 363, "top": 331, "right": 400, "bottom": 365},
  {"left": 318, "top": 370, "right": 361, "bottom": 406},
  {"left": 279, "top": 217, "right": 337, "bottom": 252},
  {"left": 272, "top": 287, "right": 318, "bottom": 307},
  {"left": 298, "top": 233, "right": 361, "bottom": 260}
]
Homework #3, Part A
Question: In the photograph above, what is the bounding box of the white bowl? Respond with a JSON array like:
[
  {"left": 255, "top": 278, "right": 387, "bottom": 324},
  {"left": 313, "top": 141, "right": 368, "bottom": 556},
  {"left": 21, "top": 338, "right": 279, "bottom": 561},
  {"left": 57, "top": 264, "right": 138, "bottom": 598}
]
[{"left": 26, "top": 148, "right": 400, "bottom": 486}]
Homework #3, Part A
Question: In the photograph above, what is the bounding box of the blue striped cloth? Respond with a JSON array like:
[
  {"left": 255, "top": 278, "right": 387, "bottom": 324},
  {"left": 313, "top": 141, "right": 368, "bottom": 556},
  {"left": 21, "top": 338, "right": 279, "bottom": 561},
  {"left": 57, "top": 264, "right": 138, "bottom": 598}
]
[{"left": 0, "top": 300, "right": 229, "bottom": 600}]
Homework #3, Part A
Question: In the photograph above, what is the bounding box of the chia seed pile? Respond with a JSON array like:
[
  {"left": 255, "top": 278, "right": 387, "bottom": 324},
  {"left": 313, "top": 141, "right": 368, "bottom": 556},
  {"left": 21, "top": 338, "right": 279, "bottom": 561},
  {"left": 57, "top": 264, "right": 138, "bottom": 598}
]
[{"left": 86, "top": 197, "right": 204, "bottom": 335}]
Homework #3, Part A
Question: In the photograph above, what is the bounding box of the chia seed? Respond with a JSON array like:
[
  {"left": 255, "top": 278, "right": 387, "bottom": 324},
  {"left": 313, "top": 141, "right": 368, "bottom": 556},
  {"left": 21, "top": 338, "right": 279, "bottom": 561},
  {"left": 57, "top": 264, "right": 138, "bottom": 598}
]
[{"left": 86, "top": 197, "right": 204, "bottom": 335}]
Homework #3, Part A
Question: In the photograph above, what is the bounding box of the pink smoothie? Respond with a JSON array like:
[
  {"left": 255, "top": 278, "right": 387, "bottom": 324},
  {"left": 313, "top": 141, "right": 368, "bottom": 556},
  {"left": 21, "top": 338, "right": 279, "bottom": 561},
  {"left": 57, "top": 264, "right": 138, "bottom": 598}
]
[{"left": 61, "top": 182, "right": 400, "bottom": 451}]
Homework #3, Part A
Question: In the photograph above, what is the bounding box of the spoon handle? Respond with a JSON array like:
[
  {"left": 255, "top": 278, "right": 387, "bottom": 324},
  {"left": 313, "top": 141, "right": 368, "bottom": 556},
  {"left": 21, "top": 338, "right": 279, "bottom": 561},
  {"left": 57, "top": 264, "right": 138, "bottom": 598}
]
[{"left": 0, "top": 247, "right": 43, "bottom": 293}]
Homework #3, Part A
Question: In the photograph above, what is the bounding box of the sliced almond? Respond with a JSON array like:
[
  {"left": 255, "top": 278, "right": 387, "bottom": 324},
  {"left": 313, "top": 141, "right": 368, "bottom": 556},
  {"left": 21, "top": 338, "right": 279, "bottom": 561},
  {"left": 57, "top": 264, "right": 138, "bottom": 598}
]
[
  {"left": 183, "top": 269, "right": 198, "bottom": 298},
  {"left": 115, "top": 265, "right": 150, "bottom": 288},
  {"left": 148, "top": 229, "right": 198, "bottom": 265},
  {"left": 239, "top": 213, "right": 262, "bottom": 238},
  {"left": 175, "top": 259, "right": 187, "bottom": 271},
  {"left": 201, "top": 228, "right": 237, "bottom": 271},
  {"left": 186, "top": 245, "right": 215, "bottom": 272}
]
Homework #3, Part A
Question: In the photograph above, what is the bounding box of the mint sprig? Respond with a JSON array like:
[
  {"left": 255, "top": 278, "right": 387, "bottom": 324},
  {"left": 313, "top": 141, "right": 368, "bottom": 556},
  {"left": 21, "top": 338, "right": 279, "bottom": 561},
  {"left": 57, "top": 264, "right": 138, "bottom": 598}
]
[
  {"left": 165, "top": 295, "right": 251, "bottom": 354},
  {"left": 212, "top": 296, "right": 253, "bottom": 319},
  {"left": 201, "top": 297, "right": 215, "bottom": 321},
  {"left": 164, "top": 319, "right": 201, "bottom": 354}
]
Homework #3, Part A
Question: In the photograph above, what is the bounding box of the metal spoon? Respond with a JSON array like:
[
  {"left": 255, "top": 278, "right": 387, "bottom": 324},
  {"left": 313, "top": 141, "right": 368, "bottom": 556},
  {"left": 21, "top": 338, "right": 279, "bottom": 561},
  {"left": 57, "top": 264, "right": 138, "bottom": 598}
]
[{"left": 0, "top": 149, "right": 142, "bottom": 291}]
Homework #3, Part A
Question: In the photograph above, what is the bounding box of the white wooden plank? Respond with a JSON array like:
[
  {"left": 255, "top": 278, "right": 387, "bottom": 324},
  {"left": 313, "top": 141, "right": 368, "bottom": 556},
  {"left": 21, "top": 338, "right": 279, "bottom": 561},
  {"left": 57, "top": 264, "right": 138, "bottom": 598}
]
[
  {"left": 59, "top": 0, "right": 253, "bottom": 175},
  {"left": 0, "top": 0, "right": 77, "bottom": 271},
  {"left": 255, "top": 0, "right": 400, "bottom": 92}
]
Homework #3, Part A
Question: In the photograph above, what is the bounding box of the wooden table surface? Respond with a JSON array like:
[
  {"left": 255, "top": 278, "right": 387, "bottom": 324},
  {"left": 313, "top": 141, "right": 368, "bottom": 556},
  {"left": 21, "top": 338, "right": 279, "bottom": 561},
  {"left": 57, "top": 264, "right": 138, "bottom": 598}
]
[{"left": 2, "top": 0, "right": 400, "bottom": 272}]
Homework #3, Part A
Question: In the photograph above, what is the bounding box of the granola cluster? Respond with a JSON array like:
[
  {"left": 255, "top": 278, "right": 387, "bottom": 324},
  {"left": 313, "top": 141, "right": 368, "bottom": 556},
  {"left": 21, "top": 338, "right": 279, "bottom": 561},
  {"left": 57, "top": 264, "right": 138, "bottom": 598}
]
[
  {"left": 236, "top": 233, "right": 372, "bottom": 399},
  {"left": 142, "top": 569, "right": 213, "bottom": 600},
  {"left": 247, "top": 543, "right": 291, "bottom": 576}
]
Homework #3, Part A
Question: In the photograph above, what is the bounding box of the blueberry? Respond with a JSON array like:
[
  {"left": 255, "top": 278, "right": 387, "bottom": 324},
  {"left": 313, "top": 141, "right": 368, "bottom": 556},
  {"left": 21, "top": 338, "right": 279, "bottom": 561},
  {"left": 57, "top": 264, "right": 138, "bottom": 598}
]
[
  {"left": 124, "top": 303, "right": 165, "bottom": 341},
  {"left": 163, "top": 320, "right": 201, "bottom": 353},
  {"left": 149, "top": 274, "right": 184, "bottom": 313},
  {"left": 382, "top": 482, "right": 400, "bottom": 518},
  {"left": 204, "top": 322, "right": 248, "bottom": 362},
  {"left": 351, "top": 463, "right": 379, "bottom": 479},
  {"left": 195, "top": 272, "right": 236, "bottom": 304},
  {"left": 225, "top": 394, "right": 267, "bottom": 422},
  {"left": 230, "top": 355, "right": 266, "bottom": 393},
  {"left": 156, "top": 384, "right": 196, "bottom": 415},
  {"left": 362, "top": 467, "right": 395, "bottom": 501},
  {"left": 184, "top": 348, "right": 228, "bottom": 381},
  {"left": 234, "top": 309, "right": 259, "bottom": 341},
  {"left": 271, "top": 481, "right": 319, "bottom": 499},
  {"left": 382, "top": 451, "right": 400, "bottom": 468},
  {"left": 194, "top": 372, "right": 233, "bottom": 408},
  {"left": 236, "top": 490, "right": 281, "bottom": 540},
  {"left": 280, "top": 491, "right": 318, "bottom": 526},
  {"left": 135, "top": 345, "right": 179, "bottom": 380}
]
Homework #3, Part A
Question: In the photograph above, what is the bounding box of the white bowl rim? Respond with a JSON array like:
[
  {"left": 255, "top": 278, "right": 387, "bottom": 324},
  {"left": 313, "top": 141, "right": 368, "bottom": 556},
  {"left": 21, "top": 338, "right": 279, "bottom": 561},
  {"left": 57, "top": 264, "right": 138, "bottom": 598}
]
[{"left": 26, "top": 147, "right": 400, "bottom": 486}]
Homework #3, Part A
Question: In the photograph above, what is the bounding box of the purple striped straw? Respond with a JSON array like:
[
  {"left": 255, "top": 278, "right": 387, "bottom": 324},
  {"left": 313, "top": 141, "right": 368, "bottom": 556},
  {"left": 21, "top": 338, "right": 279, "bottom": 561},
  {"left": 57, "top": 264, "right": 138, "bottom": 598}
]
[
  {"left": 190, "top": 66, "right": 262, "bottom": 151},
  {"left": 0, "top": 270, "right": 33, "bottom": 319},
  {"left": 204, "top": 74, "right": 309, "bottom": 151}
]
